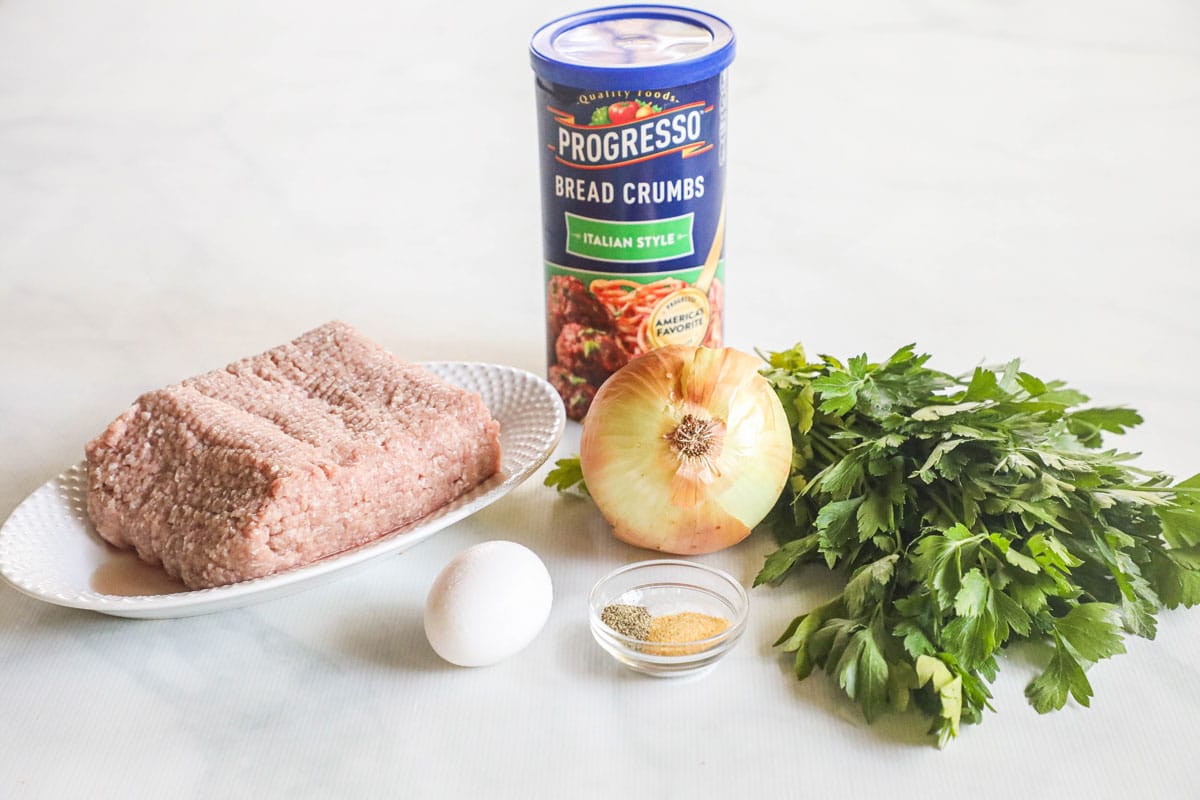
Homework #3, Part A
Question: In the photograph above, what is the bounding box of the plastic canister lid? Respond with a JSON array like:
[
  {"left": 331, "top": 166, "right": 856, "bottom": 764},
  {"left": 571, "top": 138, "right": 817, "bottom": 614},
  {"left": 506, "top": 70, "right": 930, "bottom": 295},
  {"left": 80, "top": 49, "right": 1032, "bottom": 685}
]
[{"left": 530, "top": 5, "right": 735, "bottom": 90}]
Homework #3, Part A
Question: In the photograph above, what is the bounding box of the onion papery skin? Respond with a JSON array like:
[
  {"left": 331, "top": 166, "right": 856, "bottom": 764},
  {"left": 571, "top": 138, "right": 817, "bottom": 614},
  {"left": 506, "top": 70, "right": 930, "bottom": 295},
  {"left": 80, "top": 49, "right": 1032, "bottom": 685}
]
[{"left": 580, "top": 345, "right": 792, "bottom": 555}]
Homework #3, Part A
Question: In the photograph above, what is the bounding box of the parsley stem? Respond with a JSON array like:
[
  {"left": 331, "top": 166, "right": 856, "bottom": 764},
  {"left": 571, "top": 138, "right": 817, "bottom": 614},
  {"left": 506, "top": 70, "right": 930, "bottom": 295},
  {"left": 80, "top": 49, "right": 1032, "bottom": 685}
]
[
  {"left": 808, "top": 431, "right": 844, "bottom": 466},
  {"left": 1108, "top": 484, "right": 1200, "bottom": 494},
  {"left": 930, "top": 488, "right": 963, "bottom": 529}
]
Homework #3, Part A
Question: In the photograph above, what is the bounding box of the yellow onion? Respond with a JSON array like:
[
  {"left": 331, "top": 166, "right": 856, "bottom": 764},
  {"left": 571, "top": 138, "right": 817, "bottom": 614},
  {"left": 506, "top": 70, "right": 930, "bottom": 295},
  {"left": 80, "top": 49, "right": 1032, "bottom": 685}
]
[{"left": 580, "top": 345, "right": 792, "bottom": 554}]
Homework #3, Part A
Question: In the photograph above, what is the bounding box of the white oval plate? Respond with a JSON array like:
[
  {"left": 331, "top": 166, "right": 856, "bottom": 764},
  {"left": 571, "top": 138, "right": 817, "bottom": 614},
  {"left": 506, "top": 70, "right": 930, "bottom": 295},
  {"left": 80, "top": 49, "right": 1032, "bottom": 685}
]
[{"left": 0, "top": 362, "right": 565, "bottom": 618}]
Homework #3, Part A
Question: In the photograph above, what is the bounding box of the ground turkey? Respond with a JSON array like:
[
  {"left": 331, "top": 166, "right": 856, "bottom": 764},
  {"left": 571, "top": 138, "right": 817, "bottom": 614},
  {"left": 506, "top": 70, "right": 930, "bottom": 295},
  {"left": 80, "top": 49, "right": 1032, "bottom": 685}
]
[
  {"left": 548, "top": 365, "right": 596, "bottom": 421},
  {"left": 84, "top": 322, "right": 502, "bottom": 589},
  {"left": 555, "top": 323, "right": 628, "bottom": 387}
]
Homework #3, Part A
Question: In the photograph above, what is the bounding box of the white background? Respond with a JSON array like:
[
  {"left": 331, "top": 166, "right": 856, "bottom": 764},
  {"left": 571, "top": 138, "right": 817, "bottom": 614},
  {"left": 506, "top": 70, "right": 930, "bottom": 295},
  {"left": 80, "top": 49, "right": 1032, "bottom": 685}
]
[{"left": 1, "top": 1, "right": 1198, "bottom": 797}]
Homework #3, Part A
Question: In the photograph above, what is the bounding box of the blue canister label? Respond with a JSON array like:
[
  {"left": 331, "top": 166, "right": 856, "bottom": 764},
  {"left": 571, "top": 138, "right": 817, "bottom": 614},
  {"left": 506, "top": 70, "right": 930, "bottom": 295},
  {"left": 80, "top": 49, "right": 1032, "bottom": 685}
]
[{"left": 538, "top": 71, "right": 728, "bottom": 418}]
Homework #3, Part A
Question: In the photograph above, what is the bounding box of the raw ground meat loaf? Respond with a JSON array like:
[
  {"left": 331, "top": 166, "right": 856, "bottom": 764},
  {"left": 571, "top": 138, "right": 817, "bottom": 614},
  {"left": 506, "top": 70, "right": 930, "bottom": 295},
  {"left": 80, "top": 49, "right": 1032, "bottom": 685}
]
[{"left": 85, "top": 321, "right": 502, "bottom": 589}]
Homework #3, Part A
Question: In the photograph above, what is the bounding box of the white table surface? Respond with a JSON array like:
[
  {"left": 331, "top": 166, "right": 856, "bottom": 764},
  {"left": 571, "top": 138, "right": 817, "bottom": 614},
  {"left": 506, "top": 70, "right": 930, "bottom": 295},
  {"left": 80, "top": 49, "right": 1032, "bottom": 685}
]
[{"left": 2, "top": 0, "right": 1198, "bottom": 797}]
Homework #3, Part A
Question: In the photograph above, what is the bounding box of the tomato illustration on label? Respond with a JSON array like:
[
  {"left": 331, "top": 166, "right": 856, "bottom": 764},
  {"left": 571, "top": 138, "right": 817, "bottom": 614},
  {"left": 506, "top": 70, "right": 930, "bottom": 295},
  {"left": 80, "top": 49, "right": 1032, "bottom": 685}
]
[{"left": 607, "top": 101, "right": 639, "bottom": 124}]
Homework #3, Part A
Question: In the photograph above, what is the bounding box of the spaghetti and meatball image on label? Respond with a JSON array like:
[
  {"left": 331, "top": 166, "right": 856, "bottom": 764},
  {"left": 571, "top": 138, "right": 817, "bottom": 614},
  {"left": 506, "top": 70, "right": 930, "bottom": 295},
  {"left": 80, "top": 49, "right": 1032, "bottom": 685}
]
[{"left": 545, "top": 272, "right": 724, "bottom": 420}]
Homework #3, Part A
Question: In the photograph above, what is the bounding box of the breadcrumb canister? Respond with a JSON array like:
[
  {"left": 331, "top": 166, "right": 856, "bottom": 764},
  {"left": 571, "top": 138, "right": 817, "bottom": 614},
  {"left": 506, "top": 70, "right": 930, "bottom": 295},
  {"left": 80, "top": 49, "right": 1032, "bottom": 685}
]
[{"left": 531, "top": 6, "right": 736, "bottom": 419}]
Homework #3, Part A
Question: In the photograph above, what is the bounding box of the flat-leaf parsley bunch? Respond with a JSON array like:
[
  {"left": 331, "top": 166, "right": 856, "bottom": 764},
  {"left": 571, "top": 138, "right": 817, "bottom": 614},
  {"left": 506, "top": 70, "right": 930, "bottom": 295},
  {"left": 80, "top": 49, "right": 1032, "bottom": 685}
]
[{"left": 757, "top": 343, "right": 1200, "bottom": 745}]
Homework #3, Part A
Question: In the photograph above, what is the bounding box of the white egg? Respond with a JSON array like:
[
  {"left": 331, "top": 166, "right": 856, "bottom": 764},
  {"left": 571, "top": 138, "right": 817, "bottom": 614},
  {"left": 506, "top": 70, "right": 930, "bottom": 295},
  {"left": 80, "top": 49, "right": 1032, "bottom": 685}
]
[{"left": 423, "top": 540, "right": 553, "bottom": 667}]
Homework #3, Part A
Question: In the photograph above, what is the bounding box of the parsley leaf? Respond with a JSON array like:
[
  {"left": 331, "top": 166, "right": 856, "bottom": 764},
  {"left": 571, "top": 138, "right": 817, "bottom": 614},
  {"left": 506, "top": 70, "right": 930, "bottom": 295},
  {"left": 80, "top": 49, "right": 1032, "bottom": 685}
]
[
  {"left": 1053, "top": 603, "right": 1126, "bottom": 662},
  {"left": 1026, "top": 635, "right": 1094, "bottom": 713},
  {"left": 543, "top": 457, "right": 587, "bottom": 495}
]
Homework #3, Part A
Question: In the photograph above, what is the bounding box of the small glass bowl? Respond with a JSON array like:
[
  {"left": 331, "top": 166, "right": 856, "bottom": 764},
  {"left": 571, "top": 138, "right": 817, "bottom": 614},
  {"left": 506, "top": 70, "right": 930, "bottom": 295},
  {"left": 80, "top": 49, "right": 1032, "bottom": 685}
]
[{"left": 588, "top": 559, "right": 749, "bottom": 678}]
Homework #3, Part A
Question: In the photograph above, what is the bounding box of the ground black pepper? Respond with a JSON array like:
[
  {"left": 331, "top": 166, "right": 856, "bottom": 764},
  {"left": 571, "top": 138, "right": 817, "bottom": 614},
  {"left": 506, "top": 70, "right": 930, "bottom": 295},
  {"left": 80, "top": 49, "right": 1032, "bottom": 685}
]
[{"left": 600, "top": 603, "right": 652, "bottom": 639}]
